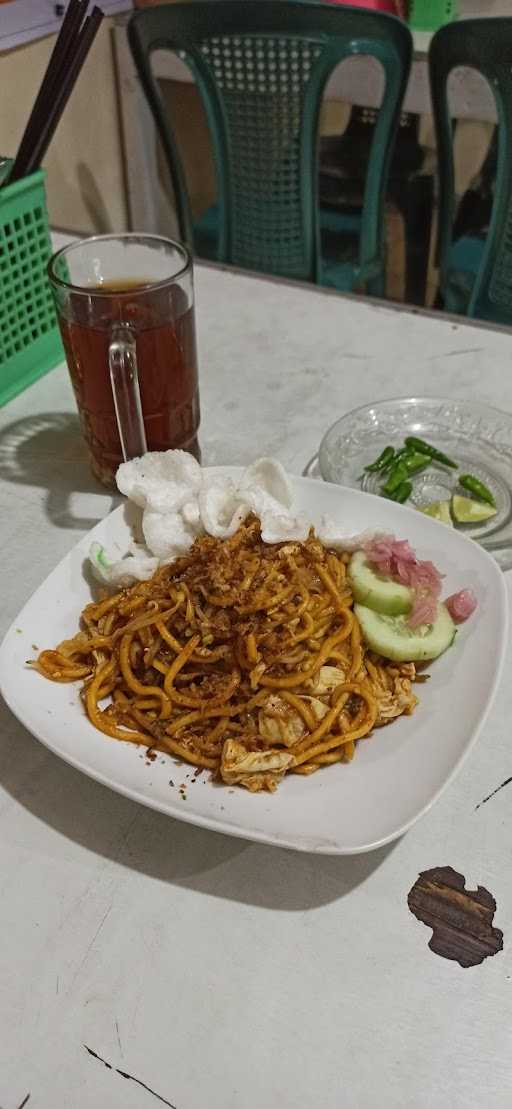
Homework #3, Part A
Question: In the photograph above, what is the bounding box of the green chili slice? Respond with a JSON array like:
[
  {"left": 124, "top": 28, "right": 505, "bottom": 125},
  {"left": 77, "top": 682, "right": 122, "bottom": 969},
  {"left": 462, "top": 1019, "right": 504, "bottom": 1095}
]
[{"left": 459, "top": 474, "right": 496, "bottom": 507}]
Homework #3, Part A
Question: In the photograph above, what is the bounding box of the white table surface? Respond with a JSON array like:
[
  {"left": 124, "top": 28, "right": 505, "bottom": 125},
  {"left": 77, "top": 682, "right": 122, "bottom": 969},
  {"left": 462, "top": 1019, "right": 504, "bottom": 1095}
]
[{"left": 1, "top": 236, "right": 512, "bottom": 1108}]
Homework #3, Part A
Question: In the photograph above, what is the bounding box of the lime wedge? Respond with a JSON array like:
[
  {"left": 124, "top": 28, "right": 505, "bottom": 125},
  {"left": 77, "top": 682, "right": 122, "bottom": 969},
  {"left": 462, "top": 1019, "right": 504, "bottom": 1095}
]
[
  {"left": 452, "top": 495, "right": 497, "bottom": 523},
  {"left": 420, "top": 500, "right": 453, "bottom": 526}
]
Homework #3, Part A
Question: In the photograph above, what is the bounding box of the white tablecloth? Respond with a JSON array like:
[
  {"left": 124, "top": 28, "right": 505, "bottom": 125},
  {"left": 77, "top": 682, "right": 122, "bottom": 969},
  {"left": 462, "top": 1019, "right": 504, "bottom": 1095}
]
[{"left": 1, "top": 240, "right": 512, "bottom": 1108}]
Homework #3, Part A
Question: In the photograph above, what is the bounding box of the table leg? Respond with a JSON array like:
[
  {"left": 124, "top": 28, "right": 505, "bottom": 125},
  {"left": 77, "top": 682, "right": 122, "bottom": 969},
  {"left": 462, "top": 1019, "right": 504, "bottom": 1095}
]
[{"left": 112, "top": 17, "right": 178, "bottom": 236}]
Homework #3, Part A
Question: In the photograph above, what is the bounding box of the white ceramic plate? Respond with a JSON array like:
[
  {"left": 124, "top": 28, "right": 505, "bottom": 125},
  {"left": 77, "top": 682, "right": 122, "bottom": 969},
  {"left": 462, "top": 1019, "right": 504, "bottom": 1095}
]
[{"left": 0, "top": 472, "right": 507, "bottom": 855}]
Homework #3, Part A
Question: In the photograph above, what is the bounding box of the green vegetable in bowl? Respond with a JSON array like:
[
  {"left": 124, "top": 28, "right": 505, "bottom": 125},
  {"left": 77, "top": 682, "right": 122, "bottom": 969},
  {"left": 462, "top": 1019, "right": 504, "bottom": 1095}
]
[
  {"left": 364, "top": 445, "right": 395, "bottom": 473},
  {"left": 381, "top": 445, "right": 413, "bottom": 472},
  {"left": 389, "top": 480, "right": 413, "bottom": 504},
  {"left": 382, "top": 460, "right": 408, "bottom": 496},
  {"left": 383, "top": 453, "right": 429, "bottom": 499},
  {"left": 459, "top": 474, "right": 496, "bottom": 507},
  {"left": 404, "top": 436, "right": 458, "bottom": 469},
  {"left": 402, "top": 452, "right": 431, "bottom": 475},
  {"left": 362, "top": 436, "right": 495, "bottom": 520}
]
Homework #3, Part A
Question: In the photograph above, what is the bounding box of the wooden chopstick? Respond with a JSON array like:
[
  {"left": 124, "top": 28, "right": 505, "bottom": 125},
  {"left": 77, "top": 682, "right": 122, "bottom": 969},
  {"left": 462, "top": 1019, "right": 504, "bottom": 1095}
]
[{"left": 6, "top": 2, "right": 104, "bottom": 186}]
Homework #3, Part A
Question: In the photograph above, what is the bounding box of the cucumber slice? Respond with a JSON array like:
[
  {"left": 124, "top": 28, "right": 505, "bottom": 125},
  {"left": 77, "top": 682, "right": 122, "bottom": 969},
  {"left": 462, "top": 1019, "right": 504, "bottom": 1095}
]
[
  {"left": 348, "top": 550, "right": 413, "bottom": 616},
  {"left": 355, "top": 602, "right": 455, "bottom": 662}
]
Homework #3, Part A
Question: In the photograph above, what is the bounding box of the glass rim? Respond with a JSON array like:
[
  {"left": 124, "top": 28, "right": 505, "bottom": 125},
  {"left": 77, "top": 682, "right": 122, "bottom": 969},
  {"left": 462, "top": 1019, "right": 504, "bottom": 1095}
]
[{"left": 47, "top": 232, "right": 192, "bottom": 297}]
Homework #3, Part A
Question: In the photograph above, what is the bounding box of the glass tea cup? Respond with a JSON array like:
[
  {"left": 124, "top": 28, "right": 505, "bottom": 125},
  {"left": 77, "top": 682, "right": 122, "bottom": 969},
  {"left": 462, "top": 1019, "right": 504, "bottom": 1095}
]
[{"left": 48, "top": 233, "right": 200, "bottom": 488}]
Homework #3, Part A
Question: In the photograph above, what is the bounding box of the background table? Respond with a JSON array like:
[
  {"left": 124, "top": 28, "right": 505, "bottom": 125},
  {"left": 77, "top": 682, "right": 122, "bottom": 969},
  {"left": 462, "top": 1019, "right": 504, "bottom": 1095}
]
[{"left": 1, "top": 237, "right": 512, "bottom": 1108}]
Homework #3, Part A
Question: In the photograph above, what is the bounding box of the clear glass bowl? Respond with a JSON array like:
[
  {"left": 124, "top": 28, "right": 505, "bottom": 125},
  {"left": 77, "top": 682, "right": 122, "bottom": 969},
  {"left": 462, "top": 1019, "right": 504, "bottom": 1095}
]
[{"left": 318, "top": 396, "right": 512, "bottom": 570}]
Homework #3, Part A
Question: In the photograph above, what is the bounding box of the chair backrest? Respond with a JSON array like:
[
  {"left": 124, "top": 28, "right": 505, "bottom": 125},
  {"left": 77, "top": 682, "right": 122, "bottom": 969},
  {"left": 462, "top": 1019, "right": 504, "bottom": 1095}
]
[
  {"left": 430, "top": 18, "right": 512, "bottom": 324},
  {"left": 128, "top": 1, "right": 411, "bottom": 284}
]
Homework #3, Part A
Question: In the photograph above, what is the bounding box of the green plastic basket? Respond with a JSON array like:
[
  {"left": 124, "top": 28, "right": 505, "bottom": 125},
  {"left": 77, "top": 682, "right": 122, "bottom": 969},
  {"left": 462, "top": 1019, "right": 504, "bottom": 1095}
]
[
  {"left": 409, "top": 0, "right": 458, "bottom": 31},
  {"left": 0, "top": 169, "right": 63, "bottom": 407}
]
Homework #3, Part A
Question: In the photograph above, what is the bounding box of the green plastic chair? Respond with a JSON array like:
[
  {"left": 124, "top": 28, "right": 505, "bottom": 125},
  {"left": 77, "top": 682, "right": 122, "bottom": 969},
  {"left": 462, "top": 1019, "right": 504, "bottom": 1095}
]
[
  {"left": 128, "top": 1, "right": 412, "bottom": 295},
  {"left": 430, "top": 18, "right": 512, "bottom": 324}
]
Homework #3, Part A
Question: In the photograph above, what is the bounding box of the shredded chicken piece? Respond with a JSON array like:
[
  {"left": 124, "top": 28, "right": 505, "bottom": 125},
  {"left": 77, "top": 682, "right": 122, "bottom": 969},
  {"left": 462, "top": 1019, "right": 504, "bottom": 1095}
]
[
  {"left": 386, "top": 662, "right": 417, "bottom": 681},
  {"left": 374, "top": 676, "right": 418, "bottom": 726},
  {"left": 220, "top": 738, "right": 293, "bottom": 792},
  {"left": 276, "top": 544, "right": 302, "bottom": 558},
  {"left": 258, "top": 693, "right": 327, "bottom": 747},
  {"left": 306, "top": 665, "right": 346, "bottom": 695}
]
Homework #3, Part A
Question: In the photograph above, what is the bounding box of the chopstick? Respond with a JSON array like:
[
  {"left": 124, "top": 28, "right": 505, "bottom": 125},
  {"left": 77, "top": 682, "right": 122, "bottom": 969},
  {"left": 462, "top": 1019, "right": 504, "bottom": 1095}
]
[
  {"left": 21, "top": 8, "right": 105, "bottom": 180},
  {"left": 6, "top": 2, "right": 104, "bottom": 186},
  {"left": 47, "top": 0, "right": 89, "bottom": 80},
  {"left": 7, "top": 0, "right": 88, "bottom": 184}
]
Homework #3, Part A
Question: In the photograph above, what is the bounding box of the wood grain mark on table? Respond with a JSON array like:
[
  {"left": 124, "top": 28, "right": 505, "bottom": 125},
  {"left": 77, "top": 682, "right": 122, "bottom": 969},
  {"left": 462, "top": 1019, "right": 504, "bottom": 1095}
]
[
  {"left": 69, "top": 905, "right": 113, "bottom": 990},
  {"left": 426, "top": 347, "right": 484, "bottom": 361},
  {"left": 84, "top": 1046, "right": 177, "bottom": 1107},
  {"left": 408, "top": 866, "right": 504, "bottom": 968},
  {"left": 475, "top": 775, "right": 512, "bottom": 810}
]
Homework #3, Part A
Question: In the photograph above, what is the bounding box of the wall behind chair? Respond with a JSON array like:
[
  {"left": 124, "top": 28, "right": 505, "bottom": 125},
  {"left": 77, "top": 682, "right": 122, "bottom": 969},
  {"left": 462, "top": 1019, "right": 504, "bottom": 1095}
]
[{"left": 0, "top": 17, "right": 129, "bottom": 234}]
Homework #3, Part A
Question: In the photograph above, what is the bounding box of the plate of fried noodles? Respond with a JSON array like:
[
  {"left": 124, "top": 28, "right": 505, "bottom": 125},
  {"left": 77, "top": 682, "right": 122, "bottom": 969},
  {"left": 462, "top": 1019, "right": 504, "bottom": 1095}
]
[{"left": 0, "top": 463, "right": 507, "bottom": 854}]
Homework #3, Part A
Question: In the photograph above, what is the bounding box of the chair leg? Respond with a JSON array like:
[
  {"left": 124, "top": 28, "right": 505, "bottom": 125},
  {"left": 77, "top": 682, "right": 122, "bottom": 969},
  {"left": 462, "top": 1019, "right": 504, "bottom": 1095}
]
[
  {"left": 392, "top": 175, "right": 434, "bottom": 307},
  {"left": 367, "top": 271, "right": 386, "bottom": 298}
]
